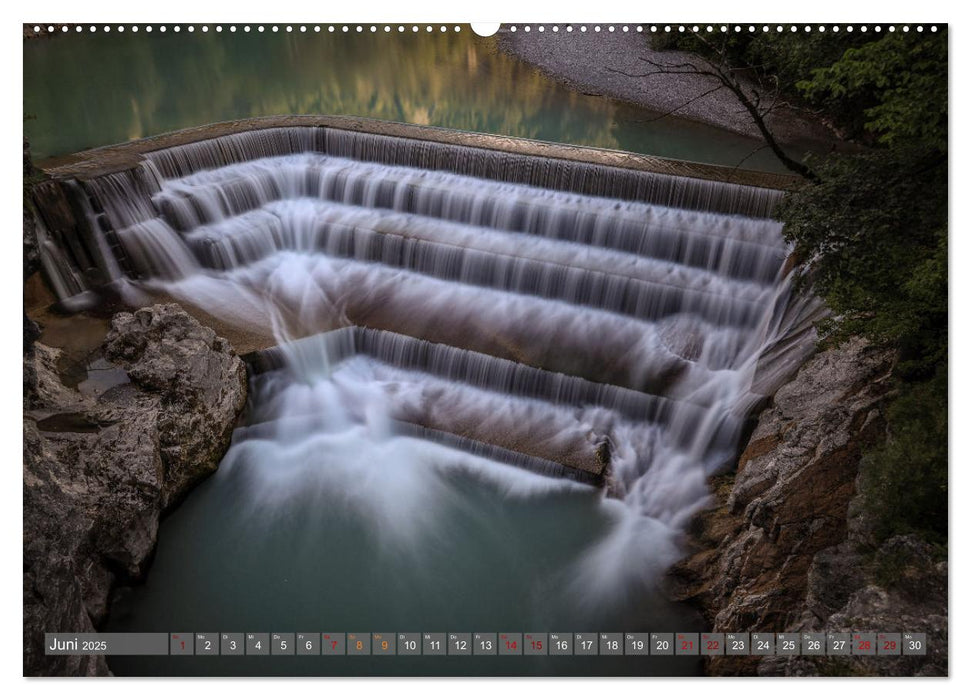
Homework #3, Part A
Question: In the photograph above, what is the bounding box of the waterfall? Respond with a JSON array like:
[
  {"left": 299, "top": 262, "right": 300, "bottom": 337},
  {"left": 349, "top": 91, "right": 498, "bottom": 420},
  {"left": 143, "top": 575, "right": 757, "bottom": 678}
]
[
  {"left": 144, "top": 127, "right": 784, "bottom": 217},
  {"left": 36, "top": 126, "right": 822, "bottom": 606}
]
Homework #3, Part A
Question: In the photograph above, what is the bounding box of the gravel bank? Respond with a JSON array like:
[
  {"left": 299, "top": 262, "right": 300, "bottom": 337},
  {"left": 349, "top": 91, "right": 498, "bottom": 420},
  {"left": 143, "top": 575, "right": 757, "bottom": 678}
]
[{"left": 498, "top": 29, "right": 841, "bottom": 151}]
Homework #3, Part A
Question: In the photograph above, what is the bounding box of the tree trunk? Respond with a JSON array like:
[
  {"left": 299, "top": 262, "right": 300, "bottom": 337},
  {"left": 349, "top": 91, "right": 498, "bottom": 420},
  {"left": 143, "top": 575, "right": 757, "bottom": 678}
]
[{"left": 724, "top": 80, "right": 820, "bottom": 182}]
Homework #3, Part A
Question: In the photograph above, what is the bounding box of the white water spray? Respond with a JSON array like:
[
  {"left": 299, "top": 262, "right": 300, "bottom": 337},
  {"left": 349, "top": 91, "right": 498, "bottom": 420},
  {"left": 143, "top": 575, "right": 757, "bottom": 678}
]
[{"left": 60, "top": 128, "right": 821, "bottom": 611}]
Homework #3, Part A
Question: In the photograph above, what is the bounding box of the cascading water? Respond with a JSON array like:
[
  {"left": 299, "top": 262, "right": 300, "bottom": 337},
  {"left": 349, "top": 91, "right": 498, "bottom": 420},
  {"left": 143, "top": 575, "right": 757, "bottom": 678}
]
[{"left": 44, "top": 127, "right": 820, "bottom": 675}]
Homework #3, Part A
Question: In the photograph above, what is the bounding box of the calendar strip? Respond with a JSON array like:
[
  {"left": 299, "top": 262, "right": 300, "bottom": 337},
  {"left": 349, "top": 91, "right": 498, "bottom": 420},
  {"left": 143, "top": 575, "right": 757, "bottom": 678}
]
[{"left": 45, "top": 632, "right": 927, "bottom": 657}]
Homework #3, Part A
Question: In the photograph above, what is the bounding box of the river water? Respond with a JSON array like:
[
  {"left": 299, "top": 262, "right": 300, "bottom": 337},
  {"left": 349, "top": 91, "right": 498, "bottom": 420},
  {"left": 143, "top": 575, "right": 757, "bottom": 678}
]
[
  {"left": 54, "top": 129, "right": 818, "bottom": 676},
  {"left": 27, "top": 28, "right": 803, "bottom": 171},
  {"left": 24, "top": 32, "right": 819, "bottom": 676},
  {"left": 105, "top": 396, "right": 705, "bottom": 675}
]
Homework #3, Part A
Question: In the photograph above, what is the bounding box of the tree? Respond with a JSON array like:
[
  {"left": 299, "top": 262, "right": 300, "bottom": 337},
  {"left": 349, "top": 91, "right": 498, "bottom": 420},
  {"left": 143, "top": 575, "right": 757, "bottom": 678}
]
[
  {"left": 611, "top": 30, "right": 820, "bottom": 180},
  {"left": 796, "top": 31, "right": 948, "bottom": 151},
  {"left": 653, "top": 29, "right": 949, "bottom": 545},
  {"left": 778, "top": 30, "right": 947, "bottom": 378}
]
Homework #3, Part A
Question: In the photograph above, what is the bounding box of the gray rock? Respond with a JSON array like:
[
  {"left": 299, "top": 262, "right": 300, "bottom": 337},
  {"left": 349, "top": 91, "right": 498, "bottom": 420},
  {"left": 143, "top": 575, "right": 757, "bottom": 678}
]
[
  {"left": 668, "top": 337, "right": 950, "bottom": 676},
  {"left": 104, "top": 304, "right": 248, "bottom": 507},
  {"left": 23, "top": 304, "right": 247, "bottom": 676},
  {"left": 804, "top": 541, "right": 865, "bottom": 622}
]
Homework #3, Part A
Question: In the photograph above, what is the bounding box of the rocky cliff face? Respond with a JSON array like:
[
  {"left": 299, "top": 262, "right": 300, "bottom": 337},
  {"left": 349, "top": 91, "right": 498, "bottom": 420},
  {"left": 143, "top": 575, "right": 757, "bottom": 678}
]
[
  {"left": 24, "top": 138, "right": 42, "bottom": 407},
  {"left": 670, "top": 337, "right": 947, "bottom": 676},
  {"left": 23, "top": 304, "right": 247, "bottom": 676}
]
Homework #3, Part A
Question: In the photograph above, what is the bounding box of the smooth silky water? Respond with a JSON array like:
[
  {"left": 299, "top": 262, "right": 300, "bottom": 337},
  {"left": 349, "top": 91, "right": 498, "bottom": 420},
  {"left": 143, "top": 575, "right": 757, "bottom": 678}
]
[{"left": 34, "top": 128, "right": 819, "bottom": 675}]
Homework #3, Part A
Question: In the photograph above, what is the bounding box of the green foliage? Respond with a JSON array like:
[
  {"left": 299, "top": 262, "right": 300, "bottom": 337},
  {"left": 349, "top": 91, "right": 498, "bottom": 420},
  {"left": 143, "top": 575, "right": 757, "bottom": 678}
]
[
  {"left": 651, "top": 30, "right": 872, "bottom": 118},
  {"left": 653, "top": 29, "right": 947, "bottom": 149},
  {"left": 797, "top": 31, "right": 948, "bottom": 149},
  {"left": 740, "top": 33, "right": 871, "bottom": 96},
  {"left": 867, "top": 534, "right": 947, "bottom": 593},
  {"left": 860, "top": 367, "right": 948, "bottom": 544},
  {"left": 775, "top": 32, "right": 947, "bottom": 546},
  {"left": 655, "top": 30, "right": 949, "bottom": 547},
  {"left": 777, "top": 150, "right": 947, "bottom": 379}
]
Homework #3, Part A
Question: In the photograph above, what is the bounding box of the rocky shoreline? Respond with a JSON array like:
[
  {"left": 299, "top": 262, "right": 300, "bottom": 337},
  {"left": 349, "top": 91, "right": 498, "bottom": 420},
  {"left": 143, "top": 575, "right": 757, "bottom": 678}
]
[
  {"left": 24, "top": 299, "right": 947, "bottom": 678},
  {"left": 22, "top": 121, "right": 944, "bottom": 678},
  {"left": 668, "top": 337, "right": 947, "bottom": 676},
  {"left": 24, "top": 140, "right": 248, "bottom": 675},
  {"left": 23, "top": 304, "right": 247, "bottom": 676},
  {"left": 496, "top": 29, "right": 843, "bottom": 155}
]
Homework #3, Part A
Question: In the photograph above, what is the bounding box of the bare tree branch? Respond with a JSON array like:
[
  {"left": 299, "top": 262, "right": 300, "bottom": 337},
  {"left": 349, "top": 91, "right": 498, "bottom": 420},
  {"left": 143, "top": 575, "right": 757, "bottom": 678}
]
[
  {"left": 731, "top": 143, "right": 770, "bottom": 171},
  {"left": 618, "top": 39, "right": 820, "bottom": 182}
]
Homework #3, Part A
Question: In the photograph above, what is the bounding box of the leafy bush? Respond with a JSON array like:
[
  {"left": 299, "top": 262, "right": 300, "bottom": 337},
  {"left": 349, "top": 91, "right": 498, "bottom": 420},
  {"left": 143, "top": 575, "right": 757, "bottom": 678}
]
[
  {"left": 798, "top": 32, "right": 948, "bottom": 150},
  {"left": 653, "top": 29, "right": 949, "bottom": 545},
  {"left": 770, "top": 32, "right": 947, "bottom": 544},
  {"left": 652, "top": 30, "right": 947, "bottom": 147},
  {"left": 776, "top": 150, "right": 947, "bottom": 380},
  {"left": 860, "top": 367, "right": 948, "bottom": 544}
]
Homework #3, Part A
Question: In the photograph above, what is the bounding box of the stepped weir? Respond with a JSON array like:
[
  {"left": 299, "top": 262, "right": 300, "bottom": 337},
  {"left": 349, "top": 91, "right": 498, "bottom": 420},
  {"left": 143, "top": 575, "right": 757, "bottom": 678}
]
[{"left": 31, "top": 117, "right": 821, "bottom": 507}]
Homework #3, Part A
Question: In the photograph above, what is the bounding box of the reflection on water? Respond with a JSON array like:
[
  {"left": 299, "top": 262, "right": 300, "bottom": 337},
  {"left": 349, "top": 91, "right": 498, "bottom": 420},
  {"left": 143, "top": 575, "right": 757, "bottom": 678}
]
[
  {"left": 26, "top": 29, "right": 794, "bottom": 171},
  {"left": 29, "top": 29, "right": 804, "bottom": 678}
]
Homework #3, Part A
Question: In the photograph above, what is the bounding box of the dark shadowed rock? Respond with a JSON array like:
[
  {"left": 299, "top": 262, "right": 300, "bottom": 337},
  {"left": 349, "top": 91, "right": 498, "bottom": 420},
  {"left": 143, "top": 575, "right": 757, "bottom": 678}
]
[
  {"left": 24, "top": 138, "right": 41, "bottom": 282},
  {"left": 23, "top": 304, "right": 247, "bottom": 676},
  {"left": 24, "top": 138, "right": 42, "bottom": 408},
  {"left": 668, "top": 336, "right": 947, "bottom": 676}
]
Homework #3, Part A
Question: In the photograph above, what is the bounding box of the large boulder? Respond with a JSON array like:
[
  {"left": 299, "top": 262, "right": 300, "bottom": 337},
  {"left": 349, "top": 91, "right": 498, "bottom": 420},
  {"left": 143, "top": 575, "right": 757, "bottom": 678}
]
[
  {"left": 23, "top": 304, "right": 247, "bottom": 676},
  {"left": 103, "top": 305, "right": 248, "bottom": 507}
]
